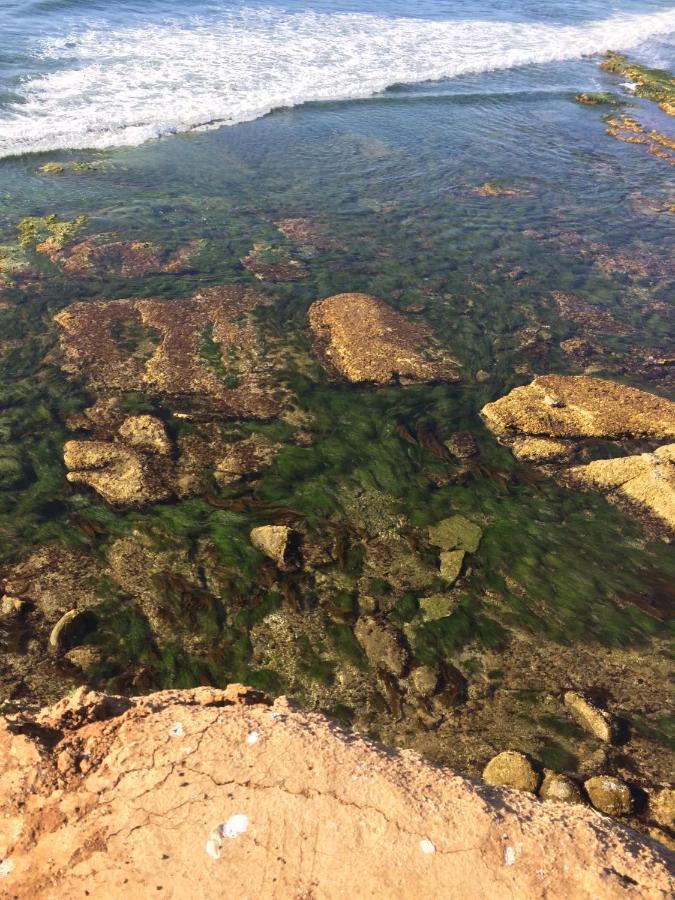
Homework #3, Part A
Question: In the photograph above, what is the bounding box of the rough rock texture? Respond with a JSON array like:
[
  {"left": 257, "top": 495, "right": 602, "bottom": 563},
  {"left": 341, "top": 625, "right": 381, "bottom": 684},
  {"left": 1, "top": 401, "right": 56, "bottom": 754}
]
[
  {"left": 482, "top": 751, "right": 540, "bottom": 793},
  {"left": 1, "top": 686, "right": 671, "bottom": 900},
  {"left": 569, "top": 446, "right": 675, "bottom": 532},
  {"left": 481, "top": 375, "right": 675, "bottom": 440},
  {"left": 539, "top": 771, "right": 584, "bottom": 805},
  {"left": 117, "top": 415, "right": 172, "bottom": 456},
  {"left": 585, "top": 776, "right": 633, "bottom": 817},
  {"left": 564, "top": 691, "right": 618, "bottom": 743},
  {"left": 64, "top": 440, "right": 172, "bottom": 507},
  {"left": 308, "top": 293, "right": 460, "bottom": 384},
  {"left": 250, "top": 525, "right": 299, "bottom": 571},
  {"left": 54, "top": 285, "right": 284, "bottom": 418},
  {"left": 214, "top": 434, "right": 280, "bottom": 485}
]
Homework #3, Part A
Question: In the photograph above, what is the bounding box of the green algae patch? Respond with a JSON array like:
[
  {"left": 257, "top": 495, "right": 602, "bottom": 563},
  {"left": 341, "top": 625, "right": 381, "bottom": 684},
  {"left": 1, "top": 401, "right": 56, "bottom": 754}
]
[
  {"left": 575, "top": 92, "right": 622, "bottom": 107},
  {"left": 428, "top": 515, "right": 482, "bottom": 553},
  {"left": 602, "top": 52, "right": 675, "bottom": 116},
  {"left": 18, "top": 214, "right": 88, "bottom": 254},
  {"left": 38, "top": 161, "right": 102, "bottom": 176}
]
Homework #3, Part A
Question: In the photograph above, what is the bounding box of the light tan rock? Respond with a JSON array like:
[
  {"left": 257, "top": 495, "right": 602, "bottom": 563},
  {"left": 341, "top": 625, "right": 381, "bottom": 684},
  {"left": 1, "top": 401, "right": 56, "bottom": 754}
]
[
  {"left": 308, "top": 293, "right": 460, "bottom": 384},
  {"left": 419, "top": 594, "right": 459, "bottom": 622},
  {"left": 214, "top": 434, "right": 280, "bottom": 485},
  {"left": 564, "top": 691, "right": 617, "bottom": 743},
  {"left": 118, "top": 415, "right": 172, "bottom": 455},
  {"left": 482, "top": 375, "right": 675, "bottom": 440},
  {"left": 0, "top": 595, "right": 25, "bottom": 618},
  {"left": 539, "top": 771, "right": 584, "bottom": 805},
  {"left": 428, "top": 515, "right": 482, "bottom": 552},
  {"left": 585, "top": 776, "right": 633, "bottom": 817},
  {"left": 483, "top": 751, "right": 540, "bottom": 793},
  {"left": 410, "top": 666, "right": 439, "bottom": 697},
  {"left": 439, "top": 549, "right": 465, "bottom": 584},
  {"left": 569, "top": 448, "right": 675, "bottom": 532},
  {"left": 250, "top": 525, "right": 299, "bottom": 571},
  {"left": 1, "top": 686, "right": 671, "bottom": 900},
  {"left": 511, "top": 436, "right": 575, "bottom": 463},
  {"left": 64, "top": 440, "right": 172, "bottom": 507}
]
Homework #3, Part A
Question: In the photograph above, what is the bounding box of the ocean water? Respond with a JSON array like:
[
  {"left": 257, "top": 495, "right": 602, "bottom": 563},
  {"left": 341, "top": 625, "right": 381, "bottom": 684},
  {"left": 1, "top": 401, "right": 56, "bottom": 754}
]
[{"left": 0, "top": 0, "right": 674, "bottom": 809}]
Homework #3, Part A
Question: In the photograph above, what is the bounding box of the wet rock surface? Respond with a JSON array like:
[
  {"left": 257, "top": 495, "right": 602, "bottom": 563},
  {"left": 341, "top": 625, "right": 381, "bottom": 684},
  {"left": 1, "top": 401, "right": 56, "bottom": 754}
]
[
  {"left": 585, "top": 775, "right": 633, "bottom": 817},
  {"left": 0, "top": 686, "right": 672, "bottom": 900},
  {"left": 482, "top": 750, "right": 540, "bottom": 793},
  {"left": 308, "top": 293, "right": 460, "bottom": 384}
]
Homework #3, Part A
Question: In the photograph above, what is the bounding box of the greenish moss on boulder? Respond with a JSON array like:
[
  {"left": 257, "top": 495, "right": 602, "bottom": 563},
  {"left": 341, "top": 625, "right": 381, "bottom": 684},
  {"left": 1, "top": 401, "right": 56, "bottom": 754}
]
[
  {"left": 354, "top": 616, "right": 409, "bottom": 677},
  {"left": 439, "top": 550, "right": 465, "bottom": 585},
  {"left": 539, "top": 771, "right": 583, "bottom": 805},
  {"left": 483, "top": 751, "right": 540, "bottom": 793},
  {"left": 428, "top": 515, "right": 482, "bottom": 553},
  {"left": 584, "top": 775, "right": 632, "bottom": 816}
]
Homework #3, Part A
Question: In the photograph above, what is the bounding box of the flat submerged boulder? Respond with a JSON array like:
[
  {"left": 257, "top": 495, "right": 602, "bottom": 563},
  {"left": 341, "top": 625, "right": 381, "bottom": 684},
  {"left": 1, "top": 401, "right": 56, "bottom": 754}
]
[
  {"left": 308, "top": 293, "right": 460, "bottom": 385},
  {"left": 481, "top": 375, "right": 675, "bottom": 441}
]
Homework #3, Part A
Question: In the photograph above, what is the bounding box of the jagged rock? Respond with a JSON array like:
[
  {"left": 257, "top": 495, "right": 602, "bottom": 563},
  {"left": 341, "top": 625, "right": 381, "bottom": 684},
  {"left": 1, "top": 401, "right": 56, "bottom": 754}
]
[
  {"left": 539, "top": 771, "right": 584, "bottom": 805},
  {"left": 308, "top": 293, "right": 460, "bottom": 385},
  {"left": 481, "top": 375, "right": 675, "bottom": 441},
  {"left": 568, "top": 446, "right": 675, "bottom": 532},
  {"left": 409, "top": 666, "right": 439, "bottom": 697},
  {"left": 483, "top": 751, "right": 540, "bottom": 793},
  {"left": 250, "top": 525, "right": 300, "bottom": 571},
  {"left": 511, "top": 437, "right": 575, "bottom": 463},
  {"left": 419, "top": 594, "right": 459, "bottom": 622},
  {"left": 0, "top": 595, "right": 25, "bottom": 618},
  {"left": 48, "top": 609, "right": 96, "bottom": 654},
  {"left": 354, "top": 617, "right": 409, "bottom": 677},
  {"left": 214, "top": 434, "right": 280, "bottom": 485},
  {"left": 118, "top": 415, "right": 172, "bottom": 456},
  {"left": 428, "top": 515, "right": 482, "bottom": 553},
  {"left": 363, "top": 531, "right": 438, "bottom": 592},
  {"left": 1, "top": 688, "right": 672, "bottom": 898},
  {"left": 439, "top": 550, "right": 465, "bottom": 584},
  {"left": 648, "top": 788, "right": 675, "bottom": 829},
  {"left": 564, "top": 691, "right": 617, "bottom": 743},
  {"left": 64, "top": 440, "right": 172, "bottom": 507},
  {"left": 584, "top": 776, "right": 632, "bottom": 817}
]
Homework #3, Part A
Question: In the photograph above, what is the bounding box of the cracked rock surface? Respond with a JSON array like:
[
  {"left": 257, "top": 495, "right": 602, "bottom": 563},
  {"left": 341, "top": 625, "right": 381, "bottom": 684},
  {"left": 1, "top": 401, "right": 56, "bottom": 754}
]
[{"left": 0, "top": 685, "right": 672, "bottom": 899}]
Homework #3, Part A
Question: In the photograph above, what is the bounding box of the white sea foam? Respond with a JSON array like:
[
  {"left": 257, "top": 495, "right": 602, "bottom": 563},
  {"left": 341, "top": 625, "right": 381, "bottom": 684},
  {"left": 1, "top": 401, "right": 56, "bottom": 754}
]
[{"left": 1, "top": 7, "right": 674, "bottom": 158}]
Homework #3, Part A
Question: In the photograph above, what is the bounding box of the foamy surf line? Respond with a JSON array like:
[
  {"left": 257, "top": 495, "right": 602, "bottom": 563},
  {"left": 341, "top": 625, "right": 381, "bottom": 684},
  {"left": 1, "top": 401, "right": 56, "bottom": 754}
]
[{"left": 1, "top": 7, "right": 674, "bottom": 158}]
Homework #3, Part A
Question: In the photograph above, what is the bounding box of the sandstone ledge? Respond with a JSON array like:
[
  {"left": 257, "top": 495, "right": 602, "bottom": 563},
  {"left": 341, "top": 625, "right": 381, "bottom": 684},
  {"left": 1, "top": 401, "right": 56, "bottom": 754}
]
[{"left": 0, "top": 687, "right": 672, "bottom": 899}]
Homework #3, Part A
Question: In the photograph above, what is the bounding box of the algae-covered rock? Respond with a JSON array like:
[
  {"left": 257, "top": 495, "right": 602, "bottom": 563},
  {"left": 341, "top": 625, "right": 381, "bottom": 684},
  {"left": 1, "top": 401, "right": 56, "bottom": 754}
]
[
  {"left": 569, "top": 448, "right": 675, "bottom": 533},
  {"left": 308, "top": 293, "right": 460, "bottom": 385},
  {"left": 483, "top": 751, "right": 540, "bottom": 793},
  {"left": 648, "top": 788, "right": 675, "bottom": 830},
  {"left": 584, "top": 775, "right": 632, "bottom": 816},
  {"left": 250, "top": 525, "right": 300, "bottom": 571},
  {"left": 564, "top": 691, "right": 618, "bottom": 744},
  {"left": 575, "top": 92, "right": 621, "bottom": 106},
  {"left": 511, "top": 437, "right": 574, "bottom": 464},
  {"left": 444, "top": 432, "right": 479, "bottom": 459},
  {"left": 481, "top": 375, "right": 675, "bottom": 441},
  {"left": 363, "top": 531, "right": 438, "bottom": 592},
  {"left": 439, "top": 550, "right": 465, "bottom": 584},
  {"left": 602, "top": 52, "right": 675, "bottom": 116},
  {"left": 214, "top": 434, "right": 281, "bottom": 485},
  {"left": 118, "top": 415, "right": 172, "bottom": 456},
  {"left": 354, "top": 616, "right": 409, "bottom": 677},
  {"left": 409, "top": 666, "right": 439, "bottom": 697},
  {"left": 64, "top": 440, "right": 172, "bottom": 507},
  {"left": 428, "top": 516, "right": 482, "bottom": 553},
  {"left": 64, "top": 645, "right": 103, "bottom": 672},
  {"left": 419, "top": 593, "right": 459, "bottom": 622},
  {"left": 539, "top": 771, "right": 584, "bottom": 805}
]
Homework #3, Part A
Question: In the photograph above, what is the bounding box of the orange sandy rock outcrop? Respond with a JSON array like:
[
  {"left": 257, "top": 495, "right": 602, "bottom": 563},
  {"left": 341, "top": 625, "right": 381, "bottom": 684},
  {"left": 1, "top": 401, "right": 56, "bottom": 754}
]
[
  {"left": 308, "top": 293, "right": 460, "bottom": 384},
  {"left": 54, "top": 285, "right": 284, "bottom": 418},
  {"left": 0, "top": 685, "right": 672, "bottom": 899}
]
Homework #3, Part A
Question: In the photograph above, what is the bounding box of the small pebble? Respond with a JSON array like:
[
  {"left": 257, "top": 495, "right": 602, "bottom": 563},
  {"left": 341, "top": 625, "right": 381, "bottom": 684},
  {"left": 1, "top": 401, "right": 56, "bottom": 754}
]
[
  {"left": 419, "top": 839, "right": 435, "bottom": 855},
  {"left": 246, "top": 731, "right": 259, "bottom": 745}
]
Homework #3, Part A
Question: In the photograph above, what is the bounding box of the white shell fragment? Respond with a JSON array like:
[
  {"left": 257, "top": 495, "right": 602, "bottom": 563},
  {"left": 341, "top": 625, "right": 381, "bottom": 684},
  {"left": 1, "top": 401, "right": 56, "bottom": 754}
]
[
  {"left": 246, "top": 731, "right": 260, "bottom": 745},
  {"left": 169, "top": 722, "right": 185, "bottom": 737},
  {"left": 419, "top": 839, "right": 435, "bottom": 855},
  {"left": 206, "top": 814, "right": 250, "bottom": 859}
]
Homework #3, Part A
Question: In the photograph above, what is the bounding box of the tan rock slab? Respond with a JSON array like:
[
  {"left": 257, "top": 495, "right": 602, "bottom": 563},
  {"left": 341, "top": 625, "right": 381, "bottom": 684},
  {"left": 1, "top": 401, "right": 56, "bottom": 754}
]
[{"left": 564, "top": 691, "right": 617, "bottom": 743}]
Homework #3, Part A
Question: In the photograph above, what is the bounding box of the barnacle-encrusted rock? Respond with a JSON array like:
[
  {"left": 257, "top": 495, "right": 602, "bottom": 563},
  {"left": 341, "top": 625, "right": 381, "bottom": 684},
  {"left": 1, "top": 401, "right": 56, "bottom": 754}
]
[
  {"left": 539, "top": 771, "right": 584, "bottom": 805},
  {"left": 481, "top": 375, "right": 675, "bottom": 441},
  {"left": 308, "top": 293, "right": 460, "bottom": 385},
  {"left": 564, "top": 691, "right": 618, "bottom": 744},
  {"left": 54, "top": 285, "right": 284, "bottom": 418},
  {"left": 118, "top": 415, "right": 172, "bottom": 456},
  {"left": 354, "top": 616, "right": 409, "bottom": 677},
  {"left": 511, "top": 437, "right": 575, "bottom": 464},
  {"left": 64, "top": 440, "right": 172, "bottom": 507},
  {"left": 483, "top": 751, "right": 540, "bottom": 793},
  {"left": 250, "top": 525, "right": 300, "bottom": 571},
  {"left": 585, "top": 776, "right": 633, "bottom": 817},
  {"left": 568, "top": 446, "right": 675, "bottom": 532}
]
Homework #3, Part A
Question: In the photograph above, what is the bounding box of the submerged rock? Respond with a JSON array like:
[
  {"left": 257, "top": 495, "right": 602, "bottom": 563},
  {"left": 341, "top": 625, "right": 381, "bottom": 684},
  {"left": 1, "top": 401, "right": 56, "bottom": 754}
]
[
  {"left": 584, "top": 776, "right": 633, "bottom": 817},
  {"left": 118, "top": 415, "right": 172, "bottom": 456},
  {"left": 483, "top": 751, "right": 540, "bottom": 793},
  {"left": 214, "top": 434, "right": 281, "bottom": 485},
  {"left": 64, "top": 440, "right": 172, "bottom": 507},
  {"left": 48, "top": 609, "right": 96, "bottom": 654},
  {"left": 308, "top": 293, "right": 460, "bottom": 385},
  {"left": 539, "top": 771, "right": 584, "bottom": 805},
  {"left": 444, "top": 432, "right": 479, "bottom": 459},
  {"left": 438, "top": 550, "right": 465, "bottom": 585},
  {"left": 419, "top": 593, "right": 459, "bottom": 623},
  {"left": 354, "top": 617, "right": 409, "bottom": 677},
  {"left": 250, "top": 525, "right": 300, "bottom": 571},
  {"left": 564, "top": 691, "right": 618, "bottom": 744},
  {"left": 648, "top": 788, "right": 675, "bottom": 830},
  {"left": 568, "top": 446, "right": 675, "bottom": 532},
  {"left": 428, "top": 515, "right": 482, "bottom": 553},
  {"left": 482, "top": 375, "right": 675, "bottom": 441},
  {"left": 409, "top": 665, "right": 439, "bottom": 697}
]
